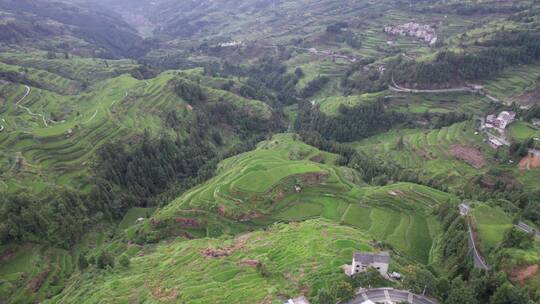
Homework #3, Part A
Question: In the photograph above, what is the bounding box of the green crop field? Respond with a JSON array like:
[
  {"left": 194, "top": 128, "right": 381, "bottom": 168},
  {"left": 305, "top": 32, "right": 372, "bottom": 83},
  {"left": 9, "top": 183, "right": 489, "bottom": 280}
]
[
  {"left": 149, "top": 134, "right": 455, "bottom": 265},
  {"left": 472, "top": 204, "right": 513, "bottom": 253},
  {"left": 508, "top": 121, "right": 540, "bottom": 142},
  {"left": 2, "top": 0, "right": 540, "bottom": 302}
]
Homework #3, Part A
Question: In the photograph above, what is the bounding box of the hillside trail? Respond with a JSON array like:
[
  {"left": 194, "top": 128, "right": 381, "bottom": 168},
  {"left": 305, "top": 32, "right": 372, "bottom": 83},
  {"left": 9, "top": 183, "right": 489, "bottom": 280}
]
[{"left": 15, "top": 85, "right": 49, "bottom": 127}]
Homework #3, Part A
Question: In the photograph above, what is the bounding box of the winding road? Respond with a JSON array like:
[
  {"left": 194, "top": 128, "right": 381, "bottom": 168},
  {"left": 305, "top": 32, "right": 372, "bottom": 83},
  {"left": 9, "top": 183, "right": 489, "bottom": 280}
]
[
  {"left": 460, "top": 203, "right": 490, "bottom": 270},
  {"left": 389, "top": 77, "right": 502, "bottom": 103},
  {"left": 345, "top": 288, "right": 438, "bottom": 304}
]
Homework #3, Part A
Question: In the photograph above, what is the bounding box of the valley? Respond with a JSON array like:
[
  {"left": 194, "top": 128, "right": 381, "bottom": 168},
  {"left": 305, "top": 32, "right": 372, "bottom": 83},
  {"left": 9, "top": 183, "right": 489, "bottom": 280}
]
[{"left": 0, "top": 0, "right": 539, "bottom": 303}]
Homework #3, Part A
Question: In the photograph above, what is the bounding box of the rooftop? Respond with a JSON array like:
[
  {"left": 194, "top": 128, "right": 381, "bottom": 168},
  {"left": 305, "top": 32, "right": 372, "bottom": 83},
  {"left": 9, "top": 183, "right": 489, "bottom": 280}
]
[{"left": 353, "top": 251, "right": 390, "bottom": 264}]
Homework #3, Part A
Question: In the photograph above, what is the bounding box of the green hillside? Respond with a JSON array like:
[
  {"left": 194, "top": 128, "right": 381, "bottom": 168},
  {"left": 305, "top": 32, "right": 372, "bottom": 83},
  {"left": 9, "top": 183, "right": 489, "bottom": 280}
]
[
  {"left": 1, "top": 0, "right": 540, "bottom": 303},
  {"left": 49, "top": 220, "right": 377, "bottom": 304},
  {"left": 143, "top": 134, "right": 455, "bottom": 265}
]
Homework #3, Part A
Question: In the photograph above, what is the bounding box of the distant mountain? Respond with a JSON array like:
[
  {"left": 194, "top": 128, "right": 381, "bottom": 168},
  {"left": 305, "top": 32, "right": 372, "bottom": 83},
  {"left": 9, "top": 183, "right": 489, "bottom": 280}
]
[{"left": 0, "top": 0, "right": 150, "bottom": 58}]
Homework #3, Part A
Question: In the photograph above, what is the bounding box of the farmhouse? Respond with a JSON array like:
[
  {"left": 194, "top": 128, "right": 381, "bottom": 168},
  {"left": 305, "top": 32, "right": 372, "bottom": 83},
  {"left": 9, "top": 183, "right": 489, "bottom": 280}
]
[
  {"left": 488, "top": 137, "right": 504, "bottom": 149},
  {"left": 352, "top": 251, "right": 390, "bottom": 276},
  {"left": 485, "top": 111, "right": 516, "bottom": 131}
]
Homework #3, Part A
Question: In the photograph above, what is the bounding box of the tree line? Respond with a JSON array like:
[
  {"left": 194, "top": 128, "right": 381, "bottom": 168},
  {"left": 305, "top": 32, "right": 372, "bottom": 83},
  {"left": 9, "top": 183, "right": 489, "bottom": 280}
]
[{"left": 393, "top": 29, "right": 540, "bottom": 87}]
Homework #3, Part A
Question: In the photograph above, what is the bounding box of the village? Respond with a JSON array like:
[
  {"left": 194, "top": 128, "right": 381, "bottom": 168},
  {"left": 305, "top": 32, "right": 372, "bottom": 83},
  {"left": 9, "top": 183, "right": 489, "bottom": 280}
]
[{"left": 384, "top": 22, "right": 438, "bottom": 46}]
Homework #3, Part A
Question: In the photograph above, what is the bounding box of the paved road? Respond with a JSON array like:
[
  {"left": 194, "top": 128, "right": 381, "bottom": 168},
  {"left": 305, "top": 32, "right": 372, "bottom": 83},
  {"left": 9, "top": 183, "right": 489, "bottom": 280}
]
[
  {"left": 389, "top": 77, "right": 473, "bottom": 94},
  {"left": 389, "top": 78, "right": 502, "bottom": 103},
  {"left": 467, "top": 221, "right": 489, "bottom": 270},
  {"left": 516, "top": 222, "right": 540, "bottom": 238},
  {"left": 460, "top": 202, "right": 490, "bottom": 270},
  {"left": 345, "top": 288, "right": 438, "bottom": 304}
]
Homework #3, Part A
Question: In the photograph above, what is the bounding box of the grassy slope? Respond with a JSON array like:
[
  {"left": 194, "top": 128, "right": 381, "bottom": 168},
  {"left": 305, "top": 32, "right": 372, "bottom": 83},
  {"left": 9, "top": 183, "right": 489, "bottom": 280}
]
[
  {"left": 150, "top": 134, "right": 456, "bottom": 264},
  {"left": 50, "top": 220, "right": 374, "bottom": 304}
]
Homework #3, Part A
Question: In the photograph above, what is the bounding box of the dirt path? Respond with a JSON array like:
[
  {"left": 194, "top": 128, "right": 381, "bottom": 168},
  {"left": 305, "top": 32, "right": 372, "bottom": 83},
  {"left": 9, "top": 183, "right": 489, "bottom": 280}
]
[
  {"left": 84, "top": 109, "right": 98, "bottom": 124},
  {"left": 15, "top": 85, "right": 50, "bottom": 127}
]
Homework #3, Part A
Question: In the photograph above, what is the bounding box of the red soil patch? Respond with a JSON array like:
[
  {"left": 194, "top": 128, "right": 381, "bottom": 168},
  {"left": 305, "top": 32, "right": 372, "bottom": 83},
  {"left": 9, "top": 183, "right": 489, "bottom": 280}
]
[
  {"left": 508, "top": 264, "right": 539, "bottom": 283},
  {"left": 449, "top": 145, "right": 486, "bottom": 168},
  {"left": 151, "top": 286, "right": 179, "bottom": 301},
  {"left": 202, "top": 234, "right": 248, "bottom": 258},
  {"left": 238, "top": 259, "right": 259, "bottom": 267},
  {"left": 174, "top": 217, "right": 202, "bottom": 228},
  {"left": 480, "top": 173, "right": 520, "bottom": 191},
  {"left": 516, "top": 85, "right": 540, "bottom": 108},
  {"left": 302, "top": 172, "right": 328, "bottom": 185},
  {"left": 519, "top": 155, "right": 540, "bottom": 170},
  {"left": 27, "top": 270, "right": 49, "bottom": 292}
]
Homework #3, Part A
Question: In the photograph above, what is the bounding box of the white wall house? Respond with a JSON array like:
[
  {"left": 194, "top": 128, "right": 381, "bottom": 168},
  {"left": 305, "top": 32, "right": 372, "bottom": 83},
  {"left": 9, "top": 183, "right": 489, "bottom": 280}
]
[{"left": 352, "top": 252, "right": 390, "bottom": 276}]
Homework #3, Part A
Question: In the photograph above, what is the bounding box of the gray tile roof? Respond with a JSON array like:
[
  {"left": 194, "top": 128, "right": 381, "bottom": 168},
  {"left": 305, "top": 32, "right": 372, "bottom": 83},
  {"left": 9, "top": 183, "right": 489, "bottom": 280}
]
[{"left": 353, "top": 251, "right": 390, "bottom": 264}]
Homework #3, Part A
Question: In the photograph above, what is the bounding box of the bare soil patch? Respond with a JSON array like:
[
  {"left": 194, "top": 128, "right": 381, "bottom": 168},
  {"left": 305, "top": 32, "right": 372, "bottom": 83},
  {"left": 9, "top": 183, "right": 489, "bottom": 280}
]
[
  {"left": 302, "top": 172, "right": 328, "bottom": 185},
  {"left": 238, "top": 259, "right": 259, "bottom": 267},
  {"left": 519, "top": 155, "right": 540, "bottom": 170},
  {"left": 516, "top": 85, "right": 540, "bottom": 108},
  {"left": 508, "top": 264, "right": 539, "bottom": 283},
  {"left": 449, "top": 145, "right": 486, "bottom": 168},
  {"left": 202, "top": 234, "right": 248, "bottom": 258}
]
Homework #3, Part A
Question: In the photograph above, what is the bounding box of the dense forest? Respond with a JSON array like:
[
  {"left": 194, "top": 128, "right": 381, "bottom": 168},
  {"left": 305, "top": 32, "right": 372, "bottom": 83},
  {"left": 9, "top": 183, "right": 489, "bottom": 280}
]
[
  {"left": 393, "top": 29, "right": 540, "bottom": 87},
  {"left": 295, "top": 99, "right": 406, "bottom": 142}
]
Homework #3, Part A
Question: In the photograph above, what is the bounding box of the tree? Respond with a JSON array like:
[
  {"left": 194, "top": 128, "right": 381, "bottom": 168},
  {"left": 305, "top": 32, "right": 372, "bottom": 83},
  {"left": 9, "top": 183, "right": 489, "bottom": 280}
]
[
  {"left": 333, "top": 281, "right": 354, "bottom": 302},
  {"left": 119, "top": 255, "right": 130, "bottom": 268},
  {"left": 96, "top": 251, "right": 115, "bottom": 269},
  {"left": 445, "top": 277, "right": 478, "bottom": 304},
  {"left": 256, "top": 261, "right": 270, "bottom": 277},
  {"left": 314, "top": 288, "right": 333, "bottom": 304},
  {"left": 490, "top": 283, "right": 530, "bottom": 304},
  {"left": 351, "top": 267, "right": 388, "bottom": 288},
  {"left": 501, "top": 227, "right": 534, "bottom": 249},
  {"left": 78, "top": 253, "right": 88, "bottom": 270},
  {"left": 402, "top": 266, "right": 437, "bottom": 295}
]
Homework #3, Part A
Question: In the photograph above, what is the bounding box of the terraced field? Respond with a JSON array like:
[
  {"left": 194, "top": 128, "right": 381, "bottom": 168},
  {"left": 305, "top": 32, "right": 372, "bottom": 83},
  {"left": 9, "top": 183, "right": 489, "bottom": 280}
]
[
  {"left": 152, "top": 134, "right": 455, "bottom": 264},
  {"left": 356, "top": 121, "right": 488, "bottom": 190},
  {"left": 0, "top": 244, "right": 76, "bottom": 303},
  {"left": 49, "top": 220, "right": 378, "bottom": 304},
  {"left": 481, "top": 63, "right": 540, "bottom": 105},
  {"left": 0, "top": 63, "right": 271, "bottom": 195}
]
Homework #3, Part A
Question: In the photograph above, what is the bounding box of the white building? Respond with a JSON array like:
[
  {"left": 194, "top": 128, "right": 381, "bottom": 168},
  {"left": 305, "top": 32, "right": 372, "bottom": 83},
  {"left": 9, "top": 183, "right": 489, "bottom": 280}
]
[
  {"left": 352, "top": 252, "right": 390, "bottom": 276},
  {"left": 285, "top": 296, "right": 310, "bottom": 304}
]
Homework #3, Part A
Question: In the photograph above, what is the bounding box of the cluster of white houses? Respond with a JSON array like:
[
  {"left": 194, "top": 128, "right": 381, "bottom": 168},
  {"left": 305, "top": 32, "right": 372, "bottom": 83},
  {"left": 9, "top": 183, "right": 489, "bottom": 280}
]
[{"left": 384, "top": 22, "right": 438, "bottom": 45}]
